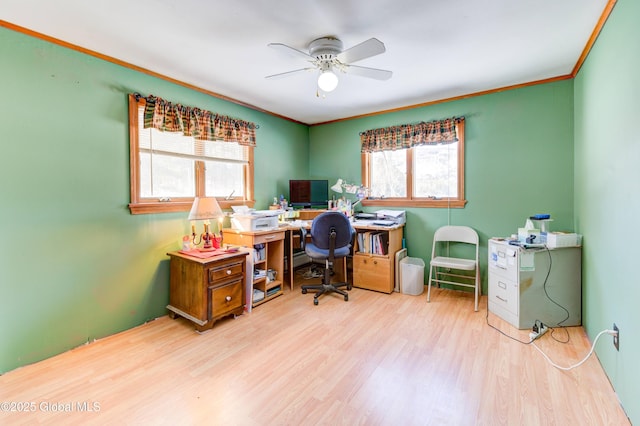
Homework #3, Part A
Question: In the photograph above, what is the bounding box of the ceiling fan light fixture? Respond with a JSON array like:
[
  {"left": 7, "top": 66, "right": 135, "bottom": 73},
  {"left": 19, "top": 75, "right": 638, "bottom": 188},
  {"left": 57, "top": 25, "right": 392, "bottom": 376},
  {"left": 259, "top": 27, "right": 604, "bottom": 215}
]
[{"left": 317, "top": 68, "right": 338, "bottom": 92}]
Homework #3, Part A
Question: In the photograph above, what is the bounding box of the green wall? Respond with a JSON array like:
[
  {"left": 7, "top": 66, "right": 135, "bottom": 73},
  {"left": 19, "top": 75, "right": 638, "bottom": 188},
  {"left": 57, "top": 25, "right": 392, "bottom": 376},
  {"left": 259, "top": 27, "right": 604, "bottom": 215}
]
[
  {"left": 0, "top": 27, "right": 307, "bottom": 373},
  {"left": 309, "top": 81, "right": 575, "bottom": 289},
  {"left": 2, "top": 6, "right": 637, "bottom": 421},
  {"left": 574, "top": 0, "right": 639, "bottom": 422}
]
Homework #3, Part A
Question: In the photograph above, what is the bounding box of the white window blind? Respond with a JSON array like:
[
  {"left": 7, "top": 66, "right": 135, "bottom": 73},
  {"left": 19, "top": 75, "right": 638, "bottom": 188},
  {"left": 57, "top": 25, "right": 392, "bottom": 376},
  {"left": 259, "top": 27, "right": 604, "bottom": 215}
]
[{"left": 137, "top": 105, "right": 248, "bottom": 199}]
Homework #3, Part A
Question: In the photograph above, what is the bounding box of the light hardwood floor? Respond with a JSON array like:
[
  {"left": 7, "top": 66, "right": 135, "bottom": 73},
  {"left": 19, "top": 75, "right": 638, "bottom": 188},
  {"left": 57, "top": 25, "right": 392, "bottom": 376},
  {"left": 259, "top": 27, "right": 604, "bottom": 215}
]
[{"left": 0, "top": 278, "right": 630, "bottom": 425}]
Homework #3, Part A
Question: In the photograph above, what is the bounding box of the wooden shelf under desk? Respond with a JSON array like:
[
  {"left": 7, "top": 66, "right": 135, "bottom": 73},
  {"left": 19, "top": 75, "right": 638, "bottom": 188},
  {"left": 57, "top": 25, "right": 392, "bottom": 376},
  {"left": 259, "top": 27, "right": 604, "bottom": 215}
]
[{"left": 223, "top": 228, "right": 285, "bottom": 307}]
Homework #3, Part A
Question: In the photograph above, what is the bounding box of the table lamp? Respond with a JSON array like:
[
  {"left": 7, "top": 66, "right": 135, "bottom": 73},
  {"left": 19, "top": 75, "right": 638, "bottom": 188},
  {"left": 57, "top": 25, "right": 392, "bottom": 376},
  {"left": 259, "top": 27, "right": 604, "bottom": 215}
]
[
  {"left": 330, "top": 179, "right": 344, "bottom": 193},
  {"left": 188, "top": 197, "right": 223, "bottom": 251}
]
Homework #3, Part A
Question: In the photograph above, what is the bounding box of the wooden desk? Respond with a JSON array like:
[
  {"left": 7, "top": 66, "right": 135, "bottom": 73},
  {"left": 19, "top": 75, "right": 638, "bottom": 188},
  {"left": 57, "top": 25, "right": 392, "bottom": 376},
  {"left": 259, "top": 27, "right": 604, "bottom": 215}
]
[
  {"left": 283, "top": 220, "right": 404, "bottom": 294},
  {"left": 223, "top": 228, "right": 285, "bottom": 307},
  {"left": 167, "top": 250, "right": 248, "bottom": 332},
  {"left": 295, "top": 209, "right": 327, "bottom": 220}
]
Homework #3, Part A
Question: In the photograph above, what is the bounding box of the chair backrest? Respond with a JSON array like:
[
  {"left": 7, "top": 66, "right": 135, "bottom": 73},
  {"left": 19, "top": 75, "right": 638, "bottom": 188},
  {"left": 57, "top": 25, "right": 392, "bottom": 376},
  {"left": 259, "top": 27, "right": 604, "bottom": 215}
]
[
  {"left": 432, "top": 225, "right": 479, "bottom": 259},
  {"left": 433, "top": 225, "right": 478, "bottom": 245},
  {"left": 310, "top": 211, "right": 354, "bottom": 250}
]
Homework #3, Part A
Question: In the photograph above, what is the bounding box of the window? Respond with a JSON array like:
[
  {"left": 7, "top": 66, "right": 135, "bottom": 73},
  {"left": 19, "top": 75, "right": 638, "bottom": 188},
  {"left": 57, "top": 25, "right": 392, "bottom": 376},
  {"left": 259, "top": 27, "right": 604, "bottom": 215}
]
[
  {"left": 128, "top": 94, "right": 255, "bottom": 214},
  {"left": 361, "top": 119, "right": 466, "bottom": 208}
]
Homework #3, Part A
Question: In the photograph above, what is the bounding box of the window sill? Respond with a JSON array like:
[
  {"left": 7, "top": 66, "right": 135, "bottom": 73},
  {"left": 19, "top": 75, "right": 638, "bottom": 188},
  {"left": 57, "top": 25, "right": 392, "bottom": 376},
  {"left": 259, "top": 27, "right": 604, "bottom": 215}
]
[
  {"left": 361, "top": 199, "right": 467, "bottom": 209},
  {"left": 129, "top": 199, "right": 255, "bottom": 215}
]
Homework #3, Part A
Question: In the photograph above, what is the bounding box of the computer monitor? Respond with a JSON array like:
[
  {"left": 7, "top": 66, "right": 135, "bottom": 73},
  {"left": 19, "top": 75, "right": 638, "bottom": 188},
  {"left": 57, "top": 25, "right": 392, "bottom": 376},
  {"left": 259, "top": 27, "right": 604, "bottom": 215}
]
[{"left": 289, "top": 179, "right": 328, "bottom": 208}]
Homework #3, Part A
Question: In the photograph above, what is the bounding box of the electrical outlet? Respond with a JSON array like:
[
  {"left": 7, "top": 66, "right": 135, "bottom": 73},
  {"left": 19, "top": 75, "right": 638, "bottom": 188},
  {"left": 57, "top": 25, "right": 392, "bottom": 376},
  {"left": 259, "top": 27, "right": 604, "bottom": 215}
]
[{"left": 613, "top": 323, "right": 619, "bottom": 351}]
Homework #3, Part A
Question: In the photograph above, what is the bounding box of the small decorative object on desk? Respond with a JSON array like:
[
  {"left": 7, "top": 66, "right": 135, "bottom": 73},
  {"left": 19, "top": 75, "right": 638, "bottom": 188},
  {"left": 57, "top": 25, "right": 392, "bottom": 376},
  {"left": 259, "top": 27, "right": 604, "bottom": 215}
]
[
  {"left": 212, "top": 235, "right": 221, "bottom": 249},
  {"left": 182, "top": 235, "right": 191, "bottom": 251}
]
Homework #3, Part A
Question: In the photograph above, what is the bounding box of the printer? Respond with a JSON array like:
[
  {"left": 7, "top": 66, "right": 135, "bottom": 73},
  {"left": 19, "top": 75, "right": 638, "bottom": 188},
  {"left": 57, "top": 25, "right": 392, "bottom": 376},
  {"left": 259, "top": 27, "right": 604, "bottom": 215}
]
[
  {"left": 230, "top": 206, "right": 282, "bottom": 231},
  {"left": 374, "top": 209, "right": 406, "bottom": 225}
]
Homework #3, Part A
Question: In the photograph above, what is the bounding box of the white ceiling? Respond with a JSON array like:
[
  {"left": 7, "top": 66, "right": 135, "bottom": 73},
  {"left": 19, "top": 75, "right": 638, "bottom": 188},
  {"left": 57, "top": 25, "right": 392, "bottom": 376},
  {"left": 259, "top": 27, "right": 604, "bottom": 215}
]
[{"left": 2, "top": 0, "right": 609, "bottom": 125}]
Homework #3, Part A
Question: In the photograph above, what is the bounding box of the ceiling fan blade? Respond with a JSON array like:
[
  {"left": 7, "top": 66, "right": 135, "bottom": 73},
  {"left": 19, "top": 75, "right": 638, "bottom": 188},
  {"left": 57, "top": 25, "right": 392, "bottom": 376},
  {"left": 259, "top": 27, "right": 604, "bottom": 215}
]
[
  {"left": 265, "top": 68, "right": 315, "bottom": 79},
  {"left": 268, "top": 43, "right": 315, "bottom": 61},
  {"left": 343, "top": 64, "right": 392, "bottom": 80},
  {"left": 337, "top": 38, "right": 386, "bottom": 64}
]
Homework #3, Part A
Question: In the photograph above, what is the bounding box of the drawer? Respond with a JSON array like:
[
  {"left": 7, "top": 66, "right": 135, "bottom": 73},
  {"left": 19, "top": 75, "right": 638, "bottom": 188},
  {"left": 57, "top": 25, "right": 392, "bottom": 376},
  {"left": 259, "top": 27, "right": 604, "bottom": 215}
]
[
  {"left": 488, "top": 275, "right": 518, "bottom": 316},
  {"left": 209, "top": 279, "right": 244, "bottom": 319},
  {"left": 353, "top": 254, "right": 392, "bottom": 293},
  {"left": 209, "top": 260, "right": 244, "bottom": 284},
  {"left": 488, "top": 241, "right": 518, "bottom": 281},
  {"left": 253, "top": 231, "right": 285, "bottom": 245}
]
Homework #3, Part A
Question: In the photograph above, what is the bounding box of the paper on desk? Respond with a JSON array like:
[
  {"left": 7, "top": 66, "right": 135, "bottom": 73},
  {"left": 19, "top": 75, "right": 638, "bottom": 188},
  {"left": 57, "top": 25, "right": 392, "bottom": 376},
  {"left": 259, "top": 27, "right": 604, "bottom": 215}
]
[
  {"left": 289, "top": 220, "right": 309, "bottom": 227},
  {"left": 352, "top": 219, "right": 377, "bottom": 226},
  {"left": 376, "top": 209, "right": 405, "bottom": 218},
  {"left": 373, "top": 220, "right": 395, "bottom": 226}
]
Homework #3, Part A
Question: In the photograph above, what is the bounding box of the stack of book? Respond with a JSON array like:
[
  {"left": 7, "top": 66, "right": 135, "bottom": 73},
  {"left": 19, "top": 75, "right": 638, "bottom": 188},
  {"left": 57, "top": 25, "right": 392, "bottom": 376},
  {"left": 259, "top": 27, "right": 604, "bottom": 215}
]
[
  {"left": 253, "top": 288, "right": 265, "bottom": 303},
  {"left": 356, "top": 231, "right": 389, "bottom": 255},
  {"left": 253, "top": 269, "right": 267, "bottom": 280},
  {"left": 266, "top": 286, "right": 281, "bottom": 297}
]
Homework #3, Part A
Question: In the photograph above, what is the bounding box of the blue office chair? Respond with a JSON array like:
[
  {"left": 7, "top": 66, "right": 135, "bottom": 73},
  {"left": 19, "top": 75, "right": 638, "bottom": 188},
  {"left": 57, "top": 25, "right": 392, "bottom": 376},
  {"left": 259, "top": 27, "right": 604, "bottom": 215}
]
[{"left": 301, "top": 211, "right": 355, "bottom": 305}]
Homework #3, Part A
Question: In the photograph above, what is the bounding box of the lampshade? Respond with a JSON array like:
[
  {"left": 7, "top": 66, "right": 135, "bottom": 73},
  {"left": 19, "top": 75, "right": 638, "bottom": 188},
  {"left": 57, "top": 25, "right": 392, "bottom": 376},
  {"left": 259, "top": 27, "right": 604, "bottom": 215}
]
[
  {"left": 318, "top": 69, "right": 339, "bottom": 92},
  {"left": 330, "top": 179, "right": 344, "bottom": 193},
  {"left": 188, "top": 197, "right": 223, "bottom": 220}
]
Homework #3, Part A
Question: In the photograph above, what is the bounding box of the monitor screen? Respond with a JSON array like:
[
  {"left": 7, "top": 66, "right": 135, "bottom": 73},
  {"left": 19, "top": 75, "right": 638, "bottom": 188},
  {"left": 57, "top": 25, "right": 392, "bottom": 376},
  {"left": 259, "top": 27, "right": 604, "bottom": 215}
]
[{"left": 289, "top": 180, "right": 328, "bottom": 208}]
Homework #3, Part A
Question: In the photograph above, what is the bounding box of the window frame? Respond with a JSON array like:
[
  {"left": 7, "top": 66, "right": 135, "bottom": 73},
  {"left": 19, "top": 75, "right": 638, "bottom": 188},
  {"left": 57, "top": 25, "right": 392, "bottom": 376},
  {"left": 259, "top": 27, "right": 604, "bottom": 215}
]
[
  {"left": 128, "top": 94, "right": 254, "bottom": 214},
  {"left": 361, "top": 120, "right": 466, "bottom": 208}
]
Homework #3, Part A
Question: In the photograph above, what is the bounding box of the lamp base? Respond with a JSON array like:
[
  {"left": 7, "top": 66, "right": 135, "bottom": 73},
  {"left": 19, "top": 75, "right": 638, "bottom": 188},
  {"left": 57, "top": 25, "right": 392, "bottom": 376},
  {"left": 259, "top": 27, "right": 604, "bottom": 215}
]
[{"left": 199, "top": 233, "right": 221, "bottom": 252}]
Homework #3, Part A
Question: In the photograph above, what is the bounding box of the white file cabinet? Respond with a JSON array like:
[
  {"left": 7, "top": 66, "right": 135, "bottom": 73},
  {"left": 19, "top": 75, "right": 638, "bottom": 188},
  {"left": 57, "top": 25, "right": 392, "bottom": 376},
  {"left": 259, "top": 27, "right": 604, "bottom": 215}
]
[{"left": 488, "top": 239, "right": 582, "bottom": 329}]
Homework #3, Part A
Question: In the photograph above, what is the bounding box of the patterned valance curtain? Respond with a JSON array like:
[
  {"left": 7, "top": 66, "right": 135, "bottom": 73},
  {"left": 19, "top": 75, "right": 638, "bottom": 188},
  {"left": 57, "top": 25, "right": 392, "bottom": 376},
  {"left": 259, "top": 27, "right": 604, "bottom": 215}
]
[
  {"left": 133, "top": 93, "right": 258, "bottom": 147},
  {"left": 360, "top": 117, "right": 464, "bottom": 152}
]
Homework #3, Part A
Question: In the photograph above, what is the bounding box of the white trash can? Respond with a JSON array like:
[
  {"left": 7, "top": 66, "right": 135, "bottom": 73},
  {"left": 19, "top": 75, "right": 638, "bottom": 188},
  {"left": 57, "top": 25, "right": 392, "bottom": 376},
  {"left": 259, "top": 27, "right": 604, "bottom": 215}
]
[{"left": 400, "top": 257, "right": 425, "bottom": 295}]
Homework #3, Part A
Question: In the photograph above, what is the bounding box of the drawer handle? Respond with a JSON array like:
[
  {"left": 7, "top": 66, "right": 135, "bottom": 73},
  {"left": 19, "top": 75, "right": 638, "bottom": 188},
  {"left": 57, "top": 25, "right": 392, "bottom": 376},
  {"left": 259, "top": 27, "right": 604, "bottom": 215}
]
[
  {"left": 226, "top": 269, "right": 232, "bottom": 275},
  {"left": 495, "top": 295, "right": 507, "bottom": 303},
  {"left": 225, "top": 296, "right": 232, "bottom": 302},
  {"left": 498, "top": 281, "right": 506, "bottom": 289},
  {"left": 373, "top": 260, "right": 377, "bottom": 265},
  {"left": 264, "top": 235, "right": 275, "bottom": 240}
]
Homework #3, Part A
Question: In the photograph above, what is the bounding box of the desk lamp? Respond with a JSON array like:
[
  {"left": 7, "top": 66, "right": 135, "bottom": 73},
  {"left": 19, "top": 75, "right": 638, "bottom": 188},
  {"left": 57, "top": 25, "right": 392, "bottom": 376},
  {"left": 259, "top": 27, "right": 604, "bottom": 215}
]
[
  {"left": 330, "top": 179, "right": 369, "bottom": 213},
  {"left": 188, "top": 197, "right": 223, "bottom": 251}
]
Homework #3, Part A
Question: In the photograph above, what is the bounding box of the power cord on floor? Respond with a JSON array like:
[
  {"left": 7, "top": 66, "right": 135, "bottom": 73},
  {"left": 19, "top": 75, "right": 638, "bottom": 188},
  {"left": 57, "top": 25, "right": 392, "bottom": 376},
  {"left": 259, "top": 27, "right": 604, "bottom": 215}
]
[
  {"left": 532, "top": 328, "right": 618, "bottom": 371},
  {"left": 485, "top": 300, "right": 534, "bottom": 345},
  {"left": 486, "top": 296, "right": 618, "bottom": 370}
]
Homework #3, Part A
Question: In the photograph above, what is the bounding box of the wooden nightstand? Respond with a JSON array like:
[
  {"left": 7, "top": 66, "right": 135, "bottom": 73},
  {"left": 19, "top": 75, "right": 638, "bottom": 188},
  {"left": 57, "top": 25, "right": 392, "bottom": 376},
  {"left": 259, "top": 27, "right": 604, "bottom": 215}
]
[{"left": 167, "top": 250, "right": 248, "bottom": 332}]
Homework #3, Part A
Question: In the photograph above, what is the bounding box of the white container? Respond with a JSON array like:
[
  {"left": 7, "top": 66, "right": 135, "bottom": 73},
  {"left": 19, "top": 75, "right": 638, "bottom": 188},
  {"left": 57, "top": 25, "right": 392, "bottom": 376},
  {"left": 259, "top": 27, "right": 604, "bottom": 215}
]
[
  {"left": 400, "top": 257, "right": 425, "bottom": 295},
  {"left": 546, "top": 232, "right": 580, "bottom": 248}
]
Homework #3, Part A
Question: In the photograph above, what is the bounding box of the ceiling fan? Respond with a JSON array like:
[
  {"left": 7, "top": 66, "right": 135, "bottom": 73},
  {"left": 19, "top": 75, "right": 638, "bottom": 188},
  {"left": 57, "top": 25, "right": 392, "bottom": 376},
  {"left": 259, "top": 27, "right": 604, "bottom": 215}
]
[{"left": 265, "top": 36, "right": 392, "bottom": 93}]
